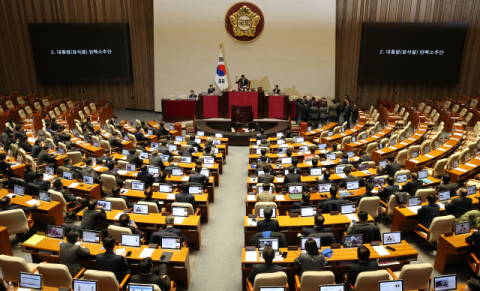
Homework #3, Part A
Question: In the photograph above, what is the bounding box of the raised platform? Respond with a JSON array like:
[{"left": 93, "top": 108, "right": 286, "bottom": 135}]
[{"left": 196, "top": 118, "right": 290, "bottom": 146}]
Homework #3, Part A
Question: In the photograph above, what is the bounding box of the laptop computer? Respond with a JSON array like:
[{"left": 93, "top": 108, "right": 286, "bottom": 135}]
[
  {"left": 310, "top": 168, "right": 322, "bottom": 176},
  {"left": 168, "top": 145, "right": 177, "bottom": 152},
  {"left": 358, "top": 163, "right": 368, "bottom": 171},
  {"left": 151, "top": 142, "right": 159, "bottom": 149},
  {"left": 121, "top": 234, "right": 141, "bottom": 247},
  {"left": 438, "top": 190, "right": 450, "bottom": 202},
  {"left": 195, "top": 138, "right": 202, "bottom": 144},
  {"left": 351, "top": 136, "right": 357, "bottom": 143},
  {"left": 189, "top": 186, "right": 203, "bottom": 195},
  {"left": 343, "top": 234, "right": 363, "bottom": 248},
  {"left": 39, "top": 191, "right": 50, "bottom": 202},
  {"left": 83, "top": 175, "right": 94, "bottom": 185},
  {"left": 148, "top": 166, "right": 159, "bottom": 175},
  {"left": 159, "top": 184, "right": 173, "bottom": 193},
  {"left": 340, "top": 204, "right": 355, "bottom": 215},
  {"left": 172, "top": 168, "right": 184, "bottom": 176},
  {"left": 181, "top": 157, "right": 192, "bottom": 164},
  {"left": 63, "top": 171, "right": 72, "bottom": 181},
  {"left": 73, "top": 279, "right": 97, "bottom": 291},
  {"left": 455, "top": 221, "right": 470, "bottom": 235},
  {"left": 319, "top": 285, "right": 344, "bottom": 291},
  {"left": 122, "top": 149, "right": 129, "bottom": 156},
  {"left": 451, "top": 159, "right": 459, "bottom": 169},
  {"left": 82, "top": 231, "right": 101, "bottom": 244},
  {"left": 19, "top": 272, "right": 42, "bottom": 290},
  {"left": 411, "top": 151, "right": 419, "bottom": 159},
  {"left": 425, "top": 145, "right": 431, "bottom": 154},
  {"left": 379, "top": 160, "right": 388, "bottom": 167},
  {"left": 258, "top": 238, "right": 280, "bottom": 256},
  {"left": 407, "top": 196, "right": 421, "bottom": 207},
  {"left": 295, "top": 137, "right": 304, "bottom": 143},
  {"left": 139, "top": 152, "right": 149, "bottom": 160},
  {"left": 346, "top": 181, "right": 359, "bottom": 191},
  {"left": 288, "top": 185, "right": 303, "bottom": 195},
  {"left": 328, "top": 132, "right": 334, "bottom": 137},
  {"left": 131, "top": 182, "right": 145, "bottom": 191},
  {"left": 13, "top": 185, "right": 24, "bottom": 196},
  {"left": 346, "top": 151, "right": 355, "bottom": 158},
  {"left": 200, "top": 169, "right": 210, "bottom": 177},
  {"left": 300, "top": 206, "right": 317, "bottom": 217},
  {"left": 317, "top": 184, "right": 331, "bottom": 193},
  {"left": 215, "top": 133, "right": 223, "bottom": 138},
  {"left": 46, "top": 225, "right": 64, "bottom": 239},
  {"left": 97, "top": 200, "right": 112, "bottom": 211},
  {"left": 326, "top": 153, "right": 336, "bottom": 160},
  {"left": 378, "top": 143, "right": 384, "bottom": 150},
  {"left": 300, "top": 237, "right": 321, "bottom": 253},
  {"left": 161, "top": 237, "right": 182, "bottom": 250},
  {"left": 45, "top": 166, "right": 54, "bottom": 176},
  {"left": 318, "top": 143, "right": 327, "bottom": 150},
  {"left": 172, "top": 206, "right": 189, "bottom": 217},
  {"left": 281, "top": 157, "right": 292, "bottom": 165},
  {"left": 379, "top": 280, "right": 403, "bottom": 291},
  {"left": 373, "top": 177, "right": 385, "bottom": 187},
  {"left": 259, "top": 207, "right": 277, "bottom": 218},
  {"left": 175, "top": 136, "right": 183, "bottom": 142},
  {"left": 466, "top": 185, "right": 477, "bottom": 196},
  {"left": 433, "top": 275, "right": 457, "bottom": 291},
  {"left": 133, "top": 204, "right": 149, "bottom": 215},
  {"left": 204, "top": 157, "right": 215, "bottom": 166},
  {"left": 129, "top": 284, "right": 154, "bottom": 291},
  {"left": 335, "top": 165, "right": 346, "bottom": 174},
  {"left": 277, "top": 139, "right": 285, "bottom": 145},
  {"left": 390, "top": 139, "right": 396, "bottom": 146},
  {"left": 417, "top": 170, "right": 430, "bottom": 183},
  {"left": 396, "top": 173, "right": 408, "bottom": 184},
  {"left": 299, "top": 146, "right": 308, "bottom": 152},
  {"left": 276, "top": 132, "right": 283, "bottom": 138},
  {"left": 382, "top": 231, "right": 401, "bottom": 245}
]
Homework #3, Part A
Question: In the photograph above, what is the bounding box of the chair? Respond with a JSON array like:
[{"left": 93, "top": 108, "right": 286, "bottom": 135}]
[
  {"left": 447, "top": 152, "right": 461, "bottom": 169},
  {"left": 415, "top": 189, "right": 435, "bottom": 203},
  {"left": 451, "top": 104, "right": 459, "bottom": 113},
  {"left": 5, "top": 100, "right": 14, "bottom": 109},
  {"left": 48, "top": 189, "right": 82, "bottom": 218},
  {"left": 428, "top": 113, "right": 440, "bottom": 126},
  {"left": 25, "top": 105, "right": 33, "bottom": 115},
  {"left": 42, "top": 99, "right": 50, "bottom": 107},
  {"left": 294, "top": 271, "right": 335, "bottom": 291},
  {"left": 100, "top": 174, "right": 117, "bottom": 195},
  {"left": 90, "top": 103, "right": 96, "bottom": 112},
  {"left": 17, "top": 97, "right": 25, "bottom": 105},
  {"left": 0, "top": 209, "right": 34, "bottom": 235},
  {"left": 471, "top": 99, "right": 478, "bottom": 108},
  {"left": 60, "top": 103, "right": 67, "bottom": 112},
  {"left": 54, "top": 107, "right": 61, "bottom": 116},
  {"left": 289, "top": 116, "right": 300, "bottom": 135},
  {"left": 346, "top": 270, "right": 389, "bottom": 291},
  {"left": 426, "top": 158, "right": 448, "bottom": 178},
  {"left": 397, "top": 112, "right": 409, "bottom": 126},
  {"left": 407, "top": 145, "right": 421, "bottom": 159},
  {"left": 395, "top": 149, "right": 408, "bottom": 166},
  {"left": 387, "top": 263, "right": 432, "bottom": 290},
  {"left": 67, "top": 152, "right": 83, "bottom": 165},
  {"left": 137, "top": 201, "right": 160, "bottom": 213},
  {"left": 254, "top": 202, "right": 277, "bottom": 216},
  {"left": 247, "top": 272, "right": 288, "bottom": 291},
  {"left": 67, "top": 100, "right": 74, "bottom": 108},
  {"left": 357, "top": 196, "right": 380, "bottom": 219},
  {"left": 107, "top": 225, "right": 132, "bottom": 242},
  {"left": 106, "top": 197, "right": 129, "bottom": 210},
  {"left": 462, "top": 112, "right": 473, "bottom": 126},
  {"left": 101, "top": 140, "right": 116, "bottom": 154},
  {"left": 172, "top": 202, "right": 200, "bottom": 216},
  {"left": 380, "top": 194, "right": 401, "bottom": 216},
  {"left": 83, "top": 270, "right": 129, "bottom": 291},
  {"left": 415, "top": 215, "right": 455, "bottom": 244},
  {"left": 0, "top": 255, "right": 38, "bottom": 282},
  {"left": 128, "top": 133, "right": 137, "bottom": 148},
  {"left": 418, "top": 102, "right": 425, "bottom": 111},
  {"left": 18, "top": 109, "right": 26, "bottom": 120},
  {"left": 37, "top": 263, "right": 73, "bottom": 288},
  {"left": 84, "top": 106, "right": 91, "bottom": 116}
]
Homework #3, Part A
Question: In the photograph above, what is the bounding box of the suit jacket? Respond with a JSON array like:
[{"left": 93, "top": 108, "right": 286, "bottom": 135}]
[
  {"left": 156, "top": 227, "right": 186, "bottom": 242},
  {"left": 60, "top": 242, "right": 90, "bottom": 277},
  {"left": 189, "top": 173, "right": 209, "bottom": 187},
  {"left": 257, "top": 219, "right": 280, "bottom": 232},
  {"left": 257, "top": 192, "right": 275, "bottom": 202},
  {"left": 149, "top": 155, "right": 163, "bottom": 167},
  {"left": 285, "top": 173, "right": 301, "bottom": 184},
  {"left": 328, "top": 104, "right": 338, "bottom": 116},
  {"left": 256, "top": 161, "right": 270, "bottom": 170},
  {"left": 237, "top": 78, "right": 249, "bottom": 87},
  {"left": 108, "top": 136, "right": 122, "bottom": 148},
  {"left": 36, "top": 150, "right": 55, "bottom": 166},
  {"left": 133, "top": 130, "right": 145, "bottom": 142},
  {"left": 384, "top": 162, "right": 402, "bottom": 177},
  {"left": 436, "top": 182, "right": 460, "bottom": 197},
  {"left": 258, "top": 174, "right": 275, "bottom": 184},
  {"left": 299, "top": 104, "right": 309, "bottom": 120},
  {"left": 248, "top": 263, "right": 284, "bottom": 283},
  {"left": 80, "top": 209, "right": 106, "bottom": 230},
  {"left": 20, "top": 141, "right": 32, "bottom": 153},
  {"left": 107, "top": 118, "right": 116, "bottom": 127},
  {"left": 303, "top": 226, "right": 331, "bottom": 236},
  {"left": 175, "top": 192, "right": 196, "bottom": 205},
  {"left": 352, "top": 108, "right": 359, "bottom": 120},
  {"left": 445, "top": 196, "right": 472, "bottom": 218},
  {"left": 31, "top": 144, "right": 41, "bottom": 158},
  {"left": 158, "top": 147, "right": 171, "bottom": 156},
  {"left": 347, "top": 222, "right": 381, "bottom": 243},
  {"left": 24, "top": 170, "right": 36, "bottom": 184},
  {"left": 273, "top": 89, "right": 280, "bottom": 94},
  {"left": 0, "top": 204, "right": 38, "bottom": 213},
  {"left": 466, "top": 231, "right": 480, "bottom": 259},
  {"left": 127, "top": 155, "right": 143, "bottom": 168},
  {"left": 102, "top": 169, "right": 122, "bottom": 183},
  {"left": 208, "top": 88, "right": 215, "bottom": 94},
  {"left": 347, "top": 261, "right": 379, "bottom": 286},
  {"left": 79, "top": 166, "right": 100, "bottom": 183},
  {"left": 402, "top": 180, "right": 424, "bottom": 196},
  {"left": 292, "top": 201, "right": 312, "bottom": 210},
  {"left": 417, "top": 203, "right": 440, "bottom": 228},
  {"left": 379, "top": 185, "right": 400, "bottom": 202},
  {"left": 138, "top": 171, "right": 155, "bottom": 188},
  {"left": 344, "top": 104, "right": 351, "bottom": 116},
  {"left": 338, "top": 174, "right": 356, "bottom": 188},
  {"left": 96, "top": 251, "right": 129, "bottom": 283},
  {"left": 130, "top": 273, "right": 171, "bottom": 291},
  {"left": 188, "top": 94, "right": 197, "bottom": 99}
]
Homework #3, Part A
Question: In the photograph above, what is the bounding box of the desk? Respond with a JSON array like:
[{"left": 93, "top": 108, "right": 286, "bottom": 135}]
[
  {"left": 302, "top": 122, "right": 337, "bottom": 143},
  {"left": 391, "top": 201, "right": 451, "bottom": 232},
  {"left": 161, "top": 99, "right": 195, "bottom": 122},
  {"left": 0, "top": 189, "right": 64, "bottom": 226},
  {"left": 147, "top": 121, "right": 180, "bottom": 138},
  {"left": 320, "top": 113, "right": 366, "bottom": 147},
  {"left": 76, "top": 209, "right": 202, "bottom": 249},
  {"left": 343, "top": 123, "right": 396, "bottom": 152},
  {"left": 165, "top": 175, "right": 215, "bottom": 203},
  {"left": 447, "top": 155, "right": 480, "bottom": 183},
  {"left": 434, "top": 232, "right": 473, "bottom": 274},
  {"left": 241, "top": 241, "right": 418, "bottom": 288},
  {"left": 0, "top": 226, "right": 13, "bottom": 255},
  {"left": 21, "top": 236, "right": 191, "bottom": 288},
  {"left": 224, "top": 91, "right": 263, "bottom": 119},
  {"left": 120, "top": 121, "right": 158, "bottom": 143},
  {"left": 243, "top": 213, "right": 374, "bottom": 245}
]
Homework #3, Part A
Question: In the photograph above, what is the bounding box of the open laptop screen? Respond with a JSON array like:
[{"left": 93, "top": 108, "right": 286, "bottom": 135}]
[
  {"left": 319, "top": 285, "right": 344, "bottom": 291},
  {"left": 407, "top": 196, "right": 421, "bottom": 207},
  {"left": 455, "top": 221, "right": 470, "bottom": 235},
  {"left": 418, "top": 170, "right": 428, "bottom": 179},
  {"left": 82, "top": 231, "right": 101, "bottom": 244},
  {"left": 133, "top": 204, "right": 149, "bottom": 215},
  {"left": 300, "top": 237, "right": 320, "bottom": 250},
  {"left": 14, "top": 185, "right": 24, "bottom": 195},
  {"left": 343, "top": 234, "right": 363, "bottom": 248},
  {"left": 121, "top": 234, "right": 141, "bottom": 247},
  {"left": 258, "top": 238, "right": 279, "bottom": 251},
  {"left": 159, "top": 184, "right": 172, "bottom": 193},
  {"left": 396, "top": 174, "right": 408, "bottom": 184},
  {"left": 300, "top": 206, "right": 317, "bottom": 217},
  {"left": 346, "top": 181, "right": 359, "bottom": 190},
  {"left": 19, "top": 273, "right": 42, "bottom": 290},
  {"left": 129, "top": 284, "right": 154, "bottom": 291},
  {"left": 433, "top": 275, "right": 457, "bottom": 291},
  {"left": 259, "top": 207, "right": 277, "bottom": 218},
  {"left": 317, "top": 184, "right": 331, "bottom": 193},
  {"left": 340, "top": 204, "right": 355, "bottom": 214},
  {"left": 73, "top": 279, "right": 97, "bottom": 291},
  {"left": 438, "top": 191, "right": 450, "bottom": 202},
  {"left": 379, "top": 280, "right": 403, "bottom": 291},
  {"left": 148, "top": 166, "right": 159, "bottom": 175},
  {"left": 161, "top": 237, "right": 182, "bottom": 250},
  {"left": 46, "top": 225, "right": 64, "bottom": 239},
  {"left": 172, "top": 206, "right": 189, "bottom": 217},
  {"left": 466, "top": 185, "right": 477, "bottom": 196},
  {"left": 383, "top": 231, "right": 401, "bottom": 245}
]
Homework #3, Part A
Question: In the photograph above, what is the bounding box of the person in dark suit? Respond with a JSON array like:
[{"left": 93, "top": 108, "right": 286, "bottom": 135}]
[
  {"left": 328, "top": 100, "right": 338, "bottom": 123},
  {"left": 435, "top": 173, "right": 460, "bottom": 198},
  {"left": 0, "top": 153, "right": 15, "bottom": 180},
  {"left": 97, "top": 149, "right": 112, "bottom": 164},
  {"left": 189, "top": 165, "right": 209, "bottom": 188},
  {"left": 153, "top": 215, "right": 186, "bottom": 242},
  {"left": 102, "top": 161, "right": 122, "bottom": 184},
  {"left": 36, "top": 146, "right": 57, "bottom": 167},
  {"left": 258, "top": 165, "right": 275, "bottom": 184},
  {"left": 383, "top": 155, "right": 401, "bottom": 177},
  {"left": 60, "top": 230, "right": 90, "bottom": 277},
  {"left": 338, "top": 166, "right": 355, "bottom": 188},
  {"left": 402, "top": 172, "right": 424, "bottom": 196},
  {"left": 466, "top": 231, "right": 480, "bottom": 260},
  {"left": 14, "top": 125, "right": 26, "bottom": 140},
  {"left": 343, "top": 99, "right": 351, "bottom": 128},
  {"left": 346, "top": 246, "right": 379, "bottom": 287},
  {"left": 140, "top": 188, "right": 162, "bottom": 212},
  {"left": 336, "top": 100, "right": 342, "bottom": 123},
  {"left": 188, "top": 90, "right": 197, "bottom": 99},
  {"left": 257, "top": 206, "right": 280, "bottom": 232},
  {"left": 417, "top": 193, "right": 440, "bottom": 229},
  {"left": 351, "top": 103, "right": 359, "bottom": 125},
  {"left": 256, "top": 128, "right": 268, "bottom": 140},
  {"left": 445, "top": 188, "right": 472, "bottom": 219},
  {"left": 50, "top": 118, "right": 59, "bottom": 131},
  {"left": 285, "top": 166, "right": 301, "bottom": 184},
  {"left": 126, "top": 149, "right": 143, "bottom": 168},
  {"left": 0, "top": 196, "right": 39, "bottom": 213},
  {"left": 292, "top": 192, "right": 313, "bottom": 210},
  {"left": 108, "top": 132, "right": 123, "bottom": 150},
  {"left": 319, "top": 185, "right": 346, "bottom": 213},
  {"left": 96, "top": 236, "right": 131, "bottom": 283},
  {"left": 32, "top": 171, "right": 50, "bottom": 191},
  {"left": 107, "top": 187, "right": 133, "bottom": 209},
  {"left": 23, "top": 164, "right": 36, "bottom": 184},
  {"left": 378, "top": 176, "right": 399, "bottom": 203},
  {"left": 186, "top": 135, "right": 199, "bottom": 148},
  {"left": 80, "top": 199, "right": 106, "bottom": 230},
  {"left": 256, "top": 155, "right": 269, "bottom": 170},
  {"left": 31, "top": 139, "right": 42, "bottom": 159},
  {"left": 273, "top": 85, "right": 280, "bottom": 95},
  {"left": 368, "top": 166, "right": 384, "bottom": 184},
  {"left": 176, "top": 182, "right": 196, "bottom": 206},
  {"left": 149, "top": 150, "right": 163, "bottom": 168},
  {"left": 19, "top": 136, "right": 32, "bottom": 153},
  {"left": 107, "top": 115, "right": 118, "bottom": 127},
  {"left": 302, "top": 213, "right": 331, "bottom": 236},
  {"left": 356, "top": 183, "right": 377, "bottom": 207},
  {"left": 78, "top": 158, "right": 101, "bottom": 184},
  {"left": 248, "top": 246, "right": 284, "bottom": 284},
  {"left": 237, "top": 75, "right": 249, "bottom": 90},
  {"left": 133, "top": 126, "right": 145, "bottom": 142},
  {"left": 118, "top": 213, "right": 143, "bottom": 237},
  {"left": 346, "top": 210, "right": 381, "bottom": 243},
  {"left": 352, "top": 150, "right": 372, "bottom": 165},
  {"left": 52, "top": 179, "right": 87, "bottom": 211},
  {"left": 207, "top": 84, "right": 216, "bottom": 94},
  {"left": 181, "top": 147, "right": 195, "bottom": 157},
  {"left": 158, "top": 141, "right": 172, "bottom": 156},
  {"left": 299, "top": 100, "right": 310, "bottom": 123},
  {"left": 130, "top": 257, "right": 171, "bottom": 291},
  {"left": 158, "top": 122, "right": 169, "bottom": 136}
]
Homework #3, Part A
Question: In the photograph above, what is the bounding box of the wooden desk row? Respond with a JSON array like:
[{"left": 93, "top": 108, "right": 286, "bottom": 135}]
[
  {"left": 320, "top": 113, "right": 367, "bottom": 146},
  {"left": 343, "top": 122, "right": 396, "bottom": 152}
]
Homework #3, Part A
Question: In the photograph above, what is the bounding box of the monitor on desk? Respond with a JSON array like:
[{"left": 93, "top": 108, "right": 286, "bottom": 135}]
[
  {"left": 124, "top": 135, "right": 129, "bottom": 141},
  {"left": 418, "top": 170, "right": 428, "bottom": 179},
  {"left": 390, "top": 139, "right": 396, "bottom": 146},
  {"left": 121, "top": 234, "right": 141, "bottom": 247},
  {"left": 168, "top": 145, "right": 177, "bottom": 152},
  {"left": 277, "top": 139, "right": 285, "bottom": 145},
  {"left": 358, "top": 163, "right": 368, "bottom": 171},
  {"left": 351, "top": 136, "right": 357, "bottom": 143},
  {"left": 382, "top": 231, "right": 401, "bottom": 245},
  {"left": 335, "top": 165, "right": 346, "bottom": 174},
  {"left": 319, "top": 285, "right": 344, "bottom": 291},
  {"left": 148, "top": 130, "right": 153, "bottom": 136},
  {"left": 150, "top": 142, "right": 159, "bottom": 150},
  {"left": 213, "top": 147, "right": 219, "bottom": 155},
  {"left": 378, "top": 143, "right": 384, "bottom": 150},
  {"left": 181, "top": 157, "right": 192, "bottom": 164},
  {"left": 317, "top": 184, "right": 331, "bottom": 193},
  {"left": 412, "top": 151, "right": 419, "bottom": 159},
  {"left": 197, "top": 131, "right": 204, "bottom": 136},
  {"left": 169, "top": 125, "right": 174, "bottom": 130},
  {"left": 326, "top": 153, "right": 336, "bottom": 160},
  {"left": 129, "top": 284, "right": 154, "bottom": 291},
  {"left": 175, "top": 136, "right": 183, "bottom": 142},
  {"left": 257, "top": 186, "right": 273, "bottom": 194},
  {"left": 259, "top": 207, "right": 277, "bottom": 218},
  {"left": 93, "top": 140, "right": 99, "bottom": 148},
  {"left": 45, "top": 166, "right": 54, "bottom": 175},
  {"left": 212, "top": 139, "right": 221, "bottom": 145},
  {"left": 434, "top": 275, "right": 457, "bottom": 291},
  {"left": 122, "top": 149, "right": 129, "bottom": 155},
  {"left": 407, "top": 196, "right": 421, "bottom": 207},
  {"left": 133, "top": 204, "right": 149, "bottom": 215},
  {"left": 373, "top": 177, "right": 385, "bottom": 187},
  {"left": 161, "top": 237, "right": 182, "bottom": 250},
  {"left": 201, "top": 169, "right": 210, "bottom": 177},
  {"left": 195, "top": 138, "right": 202, "bottom": 144},
  {"left": 256, "top": 170, "right": 265, "bottom": 177},
  {"left": 318, "top": 143, "right": 327, "bottom": 150},
  {"left": 346, "top": 151, "right": 355, "bottom": 158},
  {"left": 277, "top": 147, "right": 287, "bottom": 154},
  {"left": 276, "top": 132, "right": 283, "bottom": 138},
  {"left": 46, "top": 225, "right": 64, "bottom": 239},
  {"left": 14, "top": 185, "right": 24, "bottom": 196},
  {"left": 258, "top": 238, "right": 279, "bottom": 252},
  {"left": 328, "top": 132, "right": 334, "bottom": 137},
  {"left": 341, "top": 127, "right": 346, "bottom": 133},
  {"left": 399, "top": 135, "right": 405, "bottom": 142},
  {"left": 281, "top": 157, "right": 292, "bottom": 165},
  {"left": 396, "top": 174, "right": 408, "bottom": 184},
  {"left": 83, "top": 175, "right": 94, "bottom": 185},
  {"left": 310, "top": 168, "right": 323, "bottom": 176},
  {"left": 379, "top": 160, "right": 387, "bottom": 167},
  {"left": 148, "top": 166, "right": 159, "bottom": 175},
  {"left": 467, "top": 185, "right": 477, "bottom": 196},
  {"left": 340, "top": 204, "right": 355, "bottom": 214},
  {"left": 455, "top": 221, "right": 470, "bottom": 235},
  {"left": 97, "top": 200, "right": 112, "bottom": 211},
  {"left": 300, "top": 237, "right": 320, "bottom": 250},
  {"left": 438, "top": 190, "right": 450, "bottom": 202},
  {"left": 255, "top": 148, "right": 263, "bottom": 155},
  {"left": 125, "top": 164, "right": 136, "bottom": 172},
  {"left": 160, "top": 155, "right": 169, "bottom": 162},
  {"left": 82, "top": 231, "right": 101, "bottom": 244},
  {"left": 172, "top": 206, "right": 189, "bottom": 217},
  {"left": 299, "top": 146, "right": 308, "bottom": 153},
  {"left": 189, "top": 186, "right": 203, "bottom": 195},
  {"left": 451, "top": 159, "right": 459, "bottom": 169},
  {"left": 425, "top": 146, "right": 431, "bottom": 154},
  {"left": 346, "top": 181, "right": 359, "bottom": 190},
  {"left": 300, "top": 206, "right": 317, "bottom": 217},
  {"left": 379, "top": 280, "right": 403, "bottom": 291},
  {"left": 168, "top": 167, "right": 184, "bottom": 176},
  {"left": 131, "top": 182, "right": 145, "bottom": 191},
  {"left": 159, "top": 184, "right": 172, "bottom": 193},
  {"left": 39, "top": 191, "right": 50, "bottom": 202},
  {"left": 57, "top": 147, "right": 64, "bottom": 155},
  {"left": 215, "top": 133, "right": 223, "bottom": 138},
  {"left": 19, "top": 272, "right": 42, "bottom": 290},
  {"left": 361, "top": 133, "right": 367, "bottom": 140},
  {"left": 371, "top": 129, "right": 376, "bottom": 136},
  {"left": 63, "top": 171, "right": 72, "bottom": 181},
  {"left": 343, "top": 234, "right": 363, "bottom": 248},
  {"left": 139, "top": 152, "right": 149, "bottom": 160},
  {"left": 295, "top": 137, "right": 305, "bottom": 143},
  {"left": 84, "top": 136, "right": 89, "bottom": 143},
  {"left": 288, "top": 186, "right": 303, "bottom": 194},
  {"left": 204, "top": 157, "right": 215, "bottom": 165}
]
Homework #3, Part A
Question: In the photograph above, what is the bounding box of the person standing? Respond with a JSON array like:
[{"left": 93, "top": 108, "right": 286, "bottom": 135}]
[
  {"left": 272, "top": 85, "right": 280, "bottom": 95},
  {"left": 328, "top": 100, "right": 337, "bottom": 123},
  {"left": 300, "top": 100, "right": 310, "bottom": 123},
  {"left": 351, "top": 103, "right": 359, "bottom": 126},
  {"left": 343, "top": 99, "right": 351, "bottom": 128},
  {"left": 310, "top": 104, "right": 319, "bottom": 129},
  {"left": 319, "top": 103, "right": 327, "bottom": 125}
]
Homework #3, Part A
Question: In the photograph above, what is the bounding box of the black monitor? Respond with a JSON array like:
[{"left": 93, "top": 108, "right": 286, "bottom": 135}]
[
  {"left": 433, "top": 275, "right": 457, "bottom": 291},
  {"left": 343, "top": 234, "right": 363, "bottom": 248},
  {"left": 455, "top": 221, "right": 470, "bottom": 235},
  {"left": 46, "top": 225, "right": 64, "bottom": 239}
]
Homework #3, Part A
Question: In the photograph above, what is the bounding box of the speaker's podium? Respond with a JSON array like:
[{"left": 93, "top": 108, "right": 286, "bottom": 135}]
[{"left": 231, "top": 105, "right": 253, "bottom": 123}]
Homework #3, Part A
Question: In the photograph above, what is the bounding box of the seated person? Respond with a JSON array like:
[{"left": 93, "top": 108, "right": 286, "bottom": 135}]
[
  {"left": 189, "top": 165, "right": 209, "bottom": 188},
  {"left": 291, "top": 158, "right": 301, "bottom": 174},
  {"left": 294, "top": 238, "right": 328, "bottom": 277},
  {"left": 126, "top": 149, "right": 143, "bottom": 168},
  {"left": 356, "top": 182, "right": 376, "bottom": 207},
  {"left": 402, "top": 172, "right": 423, "bottom": 196},
  {"left": 466, "top": 229, "right": 480, "bottom": 260},
  {"left": 368, "top": 166, "right": 384, "bottom": 184},
  {"left": 32, "top": 171, "right": 50, "bottom": 191},
  {"left": 255, "top": 155, "right": 269, "bottom": 170},
  {"left": 176, "top": 182, "right": 196, "bottom": 205},
  {"left": 302, "top": 213, "right": 332, "bottom": 236},
  {"left": 259, "top": 138, "right": 269, "bottom": 147},
  {"left": 77, "top": 158, "right": 100, "bottom": 183},
  {"left": 258, "top": 165, "right": 275, "bottom": 183},
  {"left": 326, "top": 142, "right": 341, "bottom": 154},
  {"left": 130, "top": 257, "right": 171, "bottom": 291},
  {"left": 383, "top": 155, "right": 401, "bottom": 177},
  {"left": 378, "top": 176, "right": 399, "bottom": 202},
  {"left": 0, "top": 196, "right": 39, "bottom": 213},
  {"left": 346, "top": 210, "right": 381, "bottom": 243},
  {"left": 445, "top": 187, "right": 472, "bottom": 218},
  {"left": 118, "top": 213, "right": 144, "bottom": 238},
  {"left": 137, "top": 165, "right": 155, "bottom": 188},
  {"left": 338, "top": 153, "right": 351, "bottom": 165},
  {"left": 97, "top": 149, "right": 113, "bottom": 164},
  {"left": 284, "top": 165, "right": 301, "bottom": 184},
  {"left": 102, "top": 161, "right": 122, "bottom": 184},
  {"left": 435, "top": 173, "right": 460, "bottom": 197},
  {"left": 338, "top": 166, "right": 355, "bottom": 188},
  {"left": 96, "top": 236, "right": 131, "bottom": 283},
  {"left": 140, "top": 188, "right": 161, "bottom": 212},
  {"left": 346, "top": 246, "right": 379, "bottom": 287},
  {"left": 151, "top": 215, "right": 186, "bottom": 243},
  {"left": 257, "top": 184, "right": 275, "bottom": 202},
  {"left": 202, "top": 145, "right": 215, "bottom": 157},
  {"left": 417, "top": 193, "right": 440, "bottom": 229},
  {"left": 319, "top": 185, "right": 345, "bottom": 213},
  {"left": 107, "top": 187, "right": 133, "bottom": 209},
  {"left": 60, "top": 230, "right": 90, "bottom": 277},
  {"left": 352, "top": 150, "right": 372, "bottom": 164},
  {"left": 314, "top": 169, "right": 335, "bottom": 189},
  {"left": 466, "top": 279, "right": 480, "bottom": 291},
  {"left": 182, "top": 146, "right": 195, "bottom": 157},
  {"left": 80, "top": 199, "right": 106, "bottom": 230},
  {"left": 247, "top": 246, "right": 284, "bottom": 284},
  {"left": 52, "top": 179, "right": 87, "bottom": 211},
  {"left": 292, "top": 192, "right": 312, "bottom": 209},
  {"left": 257, "top": 206, "right": 280, "bottom": 232},
  {"left": 257, "top": 128, "right": 268, "bottom": 140}
]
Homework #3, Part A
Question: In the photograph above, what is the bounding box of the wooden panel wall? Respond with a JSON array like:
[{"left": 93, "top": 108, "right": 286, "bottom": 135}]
[
  {"left": 336, "top": 0, "right": 480, "bottom": 109},
  {"left": 0, "top": 0, "right": 153, "bottom": 110}
]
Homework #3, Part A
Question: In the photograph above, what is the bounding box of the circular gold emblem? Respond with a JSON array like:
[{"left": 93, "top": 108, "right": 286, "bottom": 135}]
[{"left": 225, "top": 2, "right": 264, "bottom": 43}]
